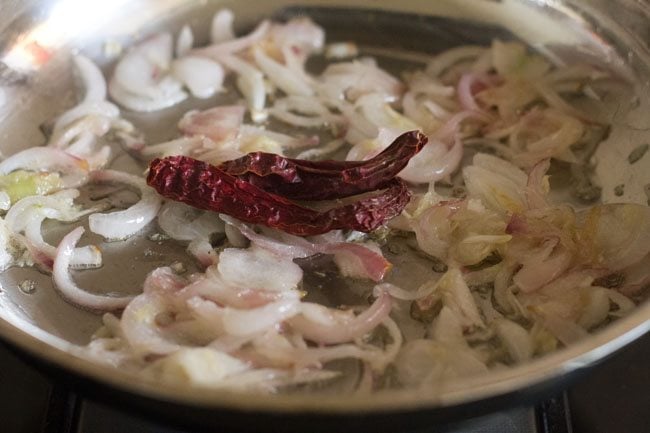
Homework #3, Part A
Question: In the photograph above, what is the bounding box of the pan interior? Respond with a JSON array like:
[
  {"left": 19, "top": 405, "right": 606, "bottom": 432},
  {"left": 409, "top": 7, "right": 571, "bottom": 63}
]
[{"left": 0, "top": 0, "right": 648, "bottom": 410}]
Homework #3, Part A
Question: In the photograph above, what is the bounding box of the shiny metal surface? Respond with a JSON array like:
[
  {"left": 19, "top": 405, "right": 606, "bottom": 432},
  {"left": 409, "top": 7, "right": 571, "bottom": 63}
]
[{"left": 0, "top": 0, "right": 648, "bottom": 415}]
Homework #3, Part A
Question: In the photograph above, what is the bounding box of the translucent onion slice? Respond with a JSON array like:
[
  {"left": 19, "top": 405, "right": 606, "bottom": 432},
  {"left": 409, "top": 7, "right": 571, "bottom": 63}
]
[
  {"left": 53, "top": 227, "right": 134, "bottom": 311},
  {"left": 210, "top": 9, "right": 236, "bottom": 43},
  {"left": 426, "top": 45, "right": 486, "bottom": 77},
  {"left": 0, "top": 147, "right": 89, "bottom": 188},
  {"left": 181, "top": 268, "right": 301, "bottom": 310},
  {"left": 175, "top": 25, "right": 194, "bottom": 57},
  {"left": 121, "top": 292, "right": 180, "bottom": 356},
  {"left": 0, "top": 219, "right": 14, "bottom": 271},
  {"left": 74, "top": 54, "right": 108, "bottom": 103},
  {"left": 399, "top": 135, "right": 463, "bottom": 184},
  {"left": 192, "top": 19, "right": 270, "bottom": 59},
  {"left": 587, "top": 204, "right": 650, "bottom": 271},
  {"left": 109, "top": 76, "right": 187, "bottom": 112},
  {"left": 253, "top": 47, "right": 313, "bottom": 97},
  {"left": 109, "top": 33, "right": 188, "bottom": 112},
  {"left": 157, "top": 201, "right": 224, "bottom": 242},
  {"left": 270, "top": 17, "right": 325, "bottom": 55},
  {"left": 88, "top": 170, "right": 163, "bottom": 241},
  {"left": 219, "top": 55, "right": 267, "bottom": 122},
  {"left": 178, "top": 106, "right": 245, "bottom": 143},
  {"left": 52, "top": 101, "right": 120, "bottom": 139},
  {"left": 113, "top": 33, "right": 174, "bottom": 97},
  {"left": 217, "top": 246, "right": 303, "bottom": 293},
  {"left": 494, "top": 318, "right": 533, "bottom": 362},
  {"left": 221, "top": 216, "right": 391, "bottom": 282},
  {"left": 5, "top": 189, "right": 80, "bottom": 233},
  {"left": 144, "top": 348, "right": 250, "bottom": 387},
  {"left": 24, "top": 211, "right": 102, "bottom": 269},
  {"left": 171, "top": 57, "right": 225, "bottom": 99},
  {"left": 288, "top": 291, "right": 392, "bottom": 345},
  {"left": 188, "top": 296, "right": 300, "bottom": 337}
]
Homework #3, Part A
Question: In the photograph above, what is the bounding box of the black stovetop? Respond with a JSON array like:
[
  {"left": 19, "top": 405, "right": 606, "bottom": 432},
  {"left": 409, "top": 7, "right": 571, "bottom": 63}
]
[{"left": 0, "top": 332, "right": 648, "bottom": 433}]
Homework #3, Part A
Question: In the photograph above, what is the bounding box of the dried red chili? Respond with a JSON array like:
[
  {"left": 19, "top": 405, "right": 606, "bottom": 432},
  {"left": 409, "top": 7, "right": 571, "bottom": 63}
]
[
  {"left": 217, "top": 130, "right": 427, "bottom": 200},
  {"left": 147, "top": 156, "right": 411, "bottom": 236}
]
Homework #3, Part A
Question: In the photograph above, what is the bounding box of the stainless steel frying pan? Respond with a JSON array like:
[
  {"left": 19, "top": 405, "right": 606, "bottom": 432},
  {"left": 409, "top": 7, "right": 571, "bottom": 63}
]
[{"left": 0, "top": 1, "right": 648, "bottom": 432}]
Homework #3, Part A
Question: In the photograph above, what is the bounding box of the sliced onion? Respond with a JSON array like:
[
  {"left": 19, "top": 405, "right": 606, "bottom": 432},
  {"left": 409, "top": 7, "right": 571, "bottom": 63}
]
[
  {"left": 288, "top": 291, "right": 392, "bottom": 345},
  {"left": 494, "top": 318, "right": 533, "bottom": 362},
  {"left": 224, "top": 222, "right": 249, "bottom": 248},
  {"left": 88, "top": 170, "right": 163, "bottom": 241},
  {"left": 67, "top": 137, "right": 112, "bottom": 172},
  {"left": 394, "top": 339, "right": 488, "bottom": 388},
  {"left": 513, "top": 240, "right": 573, "bottom": 293},
  {"left": 525, "top": 159, "right": 551, "bottom": 209},
  {"left": 457, "top": 73, "right": 486, "bottom": 112},
  {"left": 192, "top": 20, "right": 270, "bottom": 59},
  {"left": 407, "top": 70, "right": 455, "bottom": 97},
  {"left": 48, "top": 115, "right": 111, "bottom": 149},
  {"left": 430, "top": 306, "right": 466, "bottom": 345},
  {"left": 73, "top": 54, "right": 108, "bottom": 104},
  {"left": 577, "top": 287, "right": 610, "bottom": 330},
  {"left": 320, "top": 60, "right": 403, "bottom": 102},
  {"left": 325, "top": 42, "right": 359, "bottom": 60},
  {"left": 253, "top": 47, "right": 313, "bottom": 97},
  {"left": 188, "top": 296, "right": 300, "bottom": 337},
  {"left": 0, "top": 147, "right": 89, "bottom": 187},
  {"left": 144, "top": 348, "right": 250, "bottom": 387},
  {"left": 109, "top": 76, "right": 187, "bottom": 112},
  {"left": 375, "top": 279, "right": 440, "bottom": 302},
  {"left": 178, "top": 105, "right": 244, "bottom": 143},
  {"left": 176, "top": 25, "right": 194, "bottom": 57},
  {"left": 157, "top": 201, "right": 224, "bottom": 242},
  {"left": 435, "top": 267, "right": 485, "bottom": 329},
  {"left": 0, "top": 191, "right": 10, "bottom": 211},
  {"left": 5, "top": 189, "right": 80, "bottom": 232},
  {"left": 53, "top": 227, "right": 134, "bottom": 312},
  {"left": 410, "top": 200, "right": 461, "bottom": 260},
  {"left": 604, "top": 289, "right": 636, "bottom": 316},
  {"left": 491, "top": 40, "right": 550, "bottom": 79},
  {"left": 270, "top": 96, "right": 340, "bottom": 128},
  {"left": 143, "top": 266, "right": 187, "bottom": 296},
  {"left": 426, "top": 45, "right": 486, "bottom": 77},
  {"left": 295, "top": 138, "right": 345, "bottom": 160},
  {"left": 534, "top": 82, "right": 589, "bottom": 121},
  {"left": 221, "top": 216, "right": 312, "bottom": 258},
  {"left": 113, "top": 33, "right": 173, "bottom": 97},
  {"left": 586, "top": 204, "right": 650, "bottom": 271},
  {"left": 217, "top": 246, "right": 303, "bottom": 292},
  {"left": 182, "top": 270, "right": 300, "bottom": 310},
  {"left": 270, "top": 17, "right": 325, "bottom": 55},
  {"left": 463, "top": 153, "right": 527, "bottom": 213},
  {"left": 109, "top": 33, "right": 188, "bottom": 112},
  {"left": 219, "top": 55, "right": 267, "bottom": 122},
  {"left": 171, "top": 57, "right": 225, "bottom": 99},
  {"left": 221, "top": 216, "right": 391, "bottom": 282},
  {"left": 617, "top": 254, "right": 650, "bottom": 297},
  {"left": 187, "top": 239, "right": 218, "bottom": 267},
  {"left": 210, "top": 9, "right": 236, "bottom": 43},
  {"left": 24, "top": 211, "right": 102, "bottom": 270},
  {"left": 52, "top": 101, "right": 120, "bottom": 137},
  {"left": 433, "top": 110, "right": 491, "bottom": 142},
  {"left": 533, "top": 310, "right": 589, "bottom": 346},
  {"left": 399, "top": 135, "right": 463, "bottom": 184},
  {"left": 140, "top": 136, "right": 206, "bottom": 158},
  {"left": 329, "top": 242, "right": 391, "bottom": 282},
  {"left": 509, "top": 109, "right": 584, "bottom": 168},
  {"left": 121, "top": 292, "right": 180, "bottom": 356}
]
